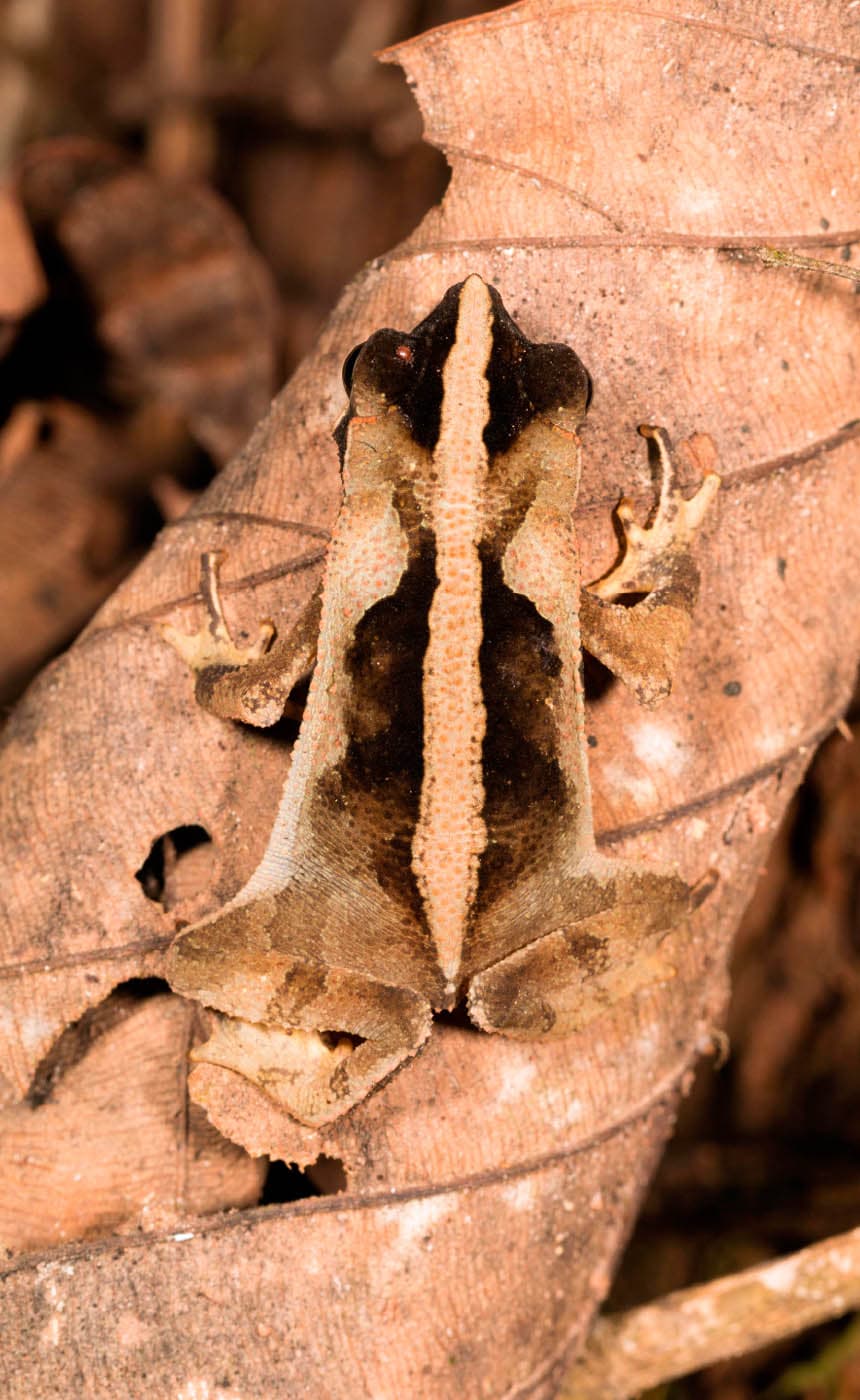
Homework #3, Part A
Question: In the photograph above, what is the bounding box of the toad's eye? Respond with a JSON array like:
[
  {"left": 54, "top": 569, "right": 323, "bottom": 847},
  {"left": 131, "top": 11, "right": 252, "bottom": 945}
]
[
  {"left": 394, "top": 341, "right": 414, "bottom": 366},
  {"left": 341, "top": 341, "right": 366, "bottom": 394}
]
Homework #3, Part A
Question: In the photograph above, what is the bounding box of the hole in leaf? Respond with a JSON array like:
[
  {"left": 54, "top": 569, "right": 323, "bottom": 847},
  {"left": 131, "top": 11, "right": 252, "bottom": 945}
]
[
  {"left": 135, "top": 825, "right": 213, "bottom": 910},
  {"left": 259, "top": 1159, "right": 317, "bottom": 1205},
  {"left": 259, "top": 1153, "right": 347, "bottom": 1204},
  {"left": 318, "top": 1030, "right": 365, "bottom": 1053}
]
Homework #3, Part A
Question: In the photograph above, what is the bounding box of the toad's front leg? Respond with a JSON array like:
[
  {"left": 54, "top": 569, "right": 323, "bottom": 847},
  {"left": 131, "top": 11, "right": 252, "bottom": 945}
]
[
  {"left": 580, "top": 426, "right": 720, "bottom": 705},
  {"left": 162, "top": 550, "right": 321, "bottom": 726}
]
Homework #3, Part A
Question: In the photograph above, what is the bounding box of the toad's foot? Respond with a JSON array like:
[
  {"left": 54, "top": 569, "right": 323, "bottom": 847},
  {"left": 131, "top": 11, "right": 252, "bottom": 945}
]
[
  {"left": 162, "top": 550, "right": 275, "bottom": 673},
  {"left": 590, "top": 426, "right": 721, "bottom": 601}
]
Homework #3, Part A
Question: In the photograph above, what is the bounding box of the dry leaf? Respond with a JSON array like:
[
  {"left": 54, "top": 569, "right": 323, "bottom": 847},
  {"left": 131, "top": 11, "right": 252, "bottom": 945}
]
[
  {"left": 0, "top": 186, "right": 45, "bottom": 339},
  {"left": 0, "top": 139, "right": 279, "bottom": 702},
  {"left": 0, "top": 990, "right": 265, "bottom": 1254},
  {"left": 17, "top": 138, "right": 279, "bottom": 464},
  {"left": 1, "top": 1, "right": 858, "bottom": 1396},
  {"left": 0, "top": 400, "right": 163, "bottom": 705}
]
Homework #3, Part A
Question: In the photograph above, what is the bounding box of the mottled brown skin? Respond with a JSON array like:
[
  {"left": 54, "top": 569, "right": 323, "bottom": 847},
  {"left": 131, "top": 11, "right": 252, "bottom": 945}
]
[{"left": 163, "top": 276, "right": 719, "bottom": 1127}]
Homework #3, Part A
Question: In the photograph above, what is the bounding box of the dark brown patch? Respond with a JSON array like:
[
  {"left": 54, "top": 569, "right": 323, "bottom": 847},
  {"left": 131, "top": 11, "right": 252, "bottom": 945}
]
[
  {"left": 484, "top": 284, "right": 591, "bottom": 457},
  {"left": 474, "top": 550, "right": 569, "bottom": 908},
  {"left": 337, "top": 280, "right": 590, "bottom": 460},
  {"left": 324, "top": 529, "right": 437, "bottom": 946},
  {"left": 564, "top": 931, "right": 612, "bottom": 976},
  {"left": 474, "top": 967, "right": 557, "bottom": 1035}
]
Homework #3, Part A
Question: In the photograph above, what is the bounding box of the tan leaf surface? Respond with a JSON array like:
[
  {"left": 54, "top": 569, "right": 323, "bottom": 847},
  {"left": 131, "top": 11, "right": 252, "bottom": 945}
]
[
  {"left": 2, "top": 1, "right": 859, "bottom": 1396},
  {"left": 0, "top": 991, "right": 265, "bottom": 1254}
]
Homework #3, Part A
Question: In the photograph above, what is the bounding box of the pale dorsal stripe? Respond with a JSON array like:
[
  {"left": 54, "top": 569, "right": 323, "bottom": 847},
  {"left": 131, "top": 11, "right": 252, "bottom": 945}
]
[{"left": 412, "top": 275, "right": 493, "bottom": 990}]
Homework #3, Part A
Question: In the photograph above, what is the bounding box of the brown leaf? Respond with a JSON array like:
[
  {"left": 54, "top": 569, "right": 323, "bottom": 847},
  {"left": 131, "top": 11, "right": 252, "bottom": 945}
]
[
  {"left": 0, "top": 400, "right": 158, "bottom": 706},
  {"left": 0, "top": 139, "right": 280, "bottom": 702},
  {"left": 0, "top": 186, "right": 45, "bottom": 335},
  {"left": 0, "top": 990, "right": 265, "bottom": 1253},
  {"left": 17, "top": 138, "right": 279, "bottom": 463},
  {"left": 1, "top": 1, "right": 858, "bottom": 1395}
]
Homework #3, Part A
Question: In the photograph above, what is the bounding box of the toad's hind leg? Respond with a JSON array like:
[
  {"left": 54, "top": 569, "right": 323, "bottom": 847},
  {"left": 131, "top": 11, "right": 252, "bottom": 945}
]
[
  {"left": 168, "top": 900, "right": 432, "bottom": 1127},
  {"left": 467, "top": 862, "right": 692, "bottom": 1038}
]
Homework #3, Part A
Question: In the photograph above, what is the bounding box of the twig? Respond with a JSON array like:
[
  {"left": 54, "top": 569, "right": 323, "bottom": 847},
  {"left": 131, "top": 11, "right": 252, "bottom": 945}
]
[
  {"left": 734, "top": 246, "right": 860, "bottom": 284},
  {"left": 558, "top": 1225, "right": 860, "bottom": 1399},
  {"left": 146, "top": 0, "right": 215, "bottom": 181}
]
